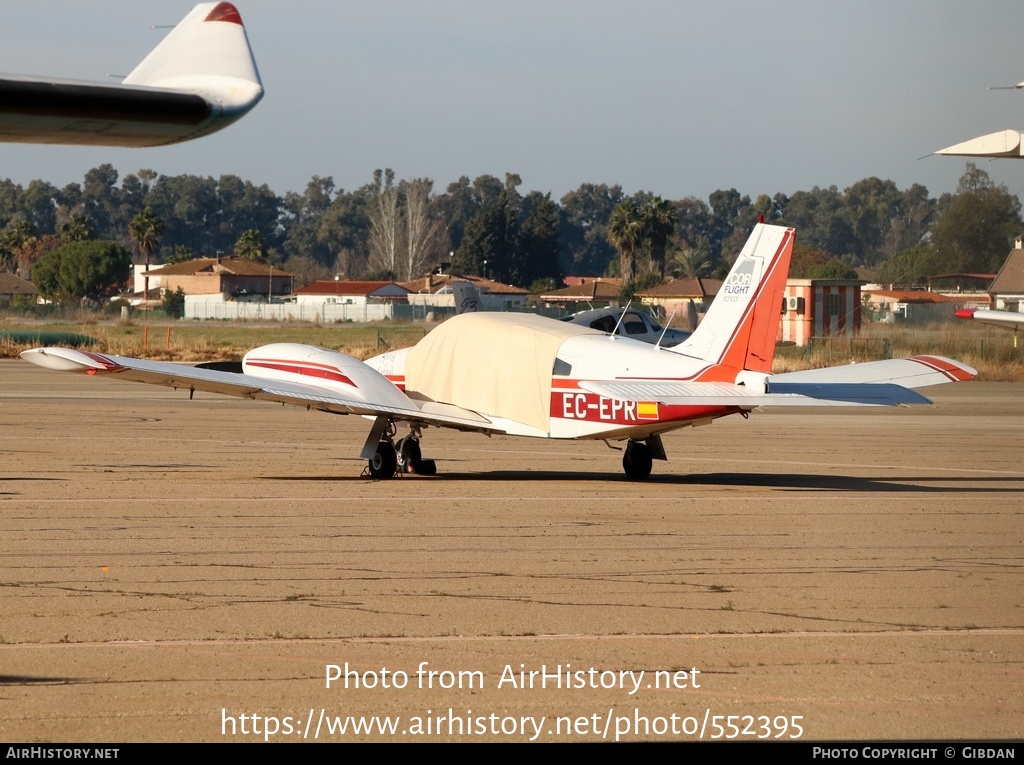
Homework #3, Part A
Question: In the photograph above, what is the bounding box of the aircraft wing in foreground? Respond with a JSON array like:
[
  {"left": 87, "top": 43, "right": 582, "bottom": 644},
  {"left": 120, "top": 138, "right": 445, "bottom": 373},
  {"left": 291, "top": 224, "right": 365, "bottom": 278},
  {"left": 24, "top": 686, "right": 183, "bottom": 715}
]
[
  {"left": 22, "top": 224, "right": 976, "bottom": 480},
  {"left": 0, "top": 2, "right": 261, "bottom": 147}
]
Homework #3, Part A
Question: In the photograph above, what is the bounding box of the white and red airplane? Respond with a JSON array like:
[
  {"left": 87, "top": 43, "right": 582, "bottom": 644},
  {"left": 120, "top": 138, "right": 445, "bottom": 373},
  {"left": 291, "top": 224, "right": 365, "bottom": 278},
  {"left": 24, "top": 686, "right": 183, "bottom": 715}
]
[
  {"left": 21, "top": 224, "right": 976, "bottom": 480},
  {"left": 0, "top": 2, "right": 261, "bottom": 147}
]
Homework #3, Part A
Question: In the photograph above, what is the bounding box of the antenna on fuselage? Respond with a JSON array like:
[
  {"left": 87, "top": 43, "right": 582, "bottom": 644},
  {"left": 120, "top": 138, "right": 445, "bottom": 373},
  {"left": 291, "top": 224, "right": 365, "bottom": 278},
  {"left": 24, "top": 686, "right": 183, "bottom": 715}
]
[
  {"left": 654, "top": 309, "right": 677, "bottom": 351},
  {"left": 610, "top": 299, "right": 632, "bottom": 341}
]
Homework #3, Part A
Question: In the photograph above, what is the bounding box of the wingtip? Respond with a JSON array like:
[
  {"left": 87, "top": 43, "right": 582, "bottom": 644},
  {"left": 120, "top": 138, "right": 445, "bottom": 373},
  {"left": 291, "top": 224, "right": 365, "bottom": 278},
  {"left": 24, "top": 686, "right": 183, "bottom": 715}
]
[
  {"left": 20, "top": 346, "right": 122, "bottom": 373},
  {"left": 910, "top": 355, "right": 977, "bottom": 382},
  {"left": 205, "top": 2, "right": 244, "bottom": 26}
]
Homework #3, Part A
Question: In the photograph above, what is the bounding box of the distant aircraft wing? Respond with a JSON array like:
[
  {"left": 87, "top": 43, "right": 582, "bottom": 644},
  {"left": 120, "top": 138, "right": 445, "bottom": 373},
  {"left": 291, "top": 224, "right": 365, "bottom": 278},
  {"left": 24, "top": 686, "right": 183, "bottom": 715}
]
[
  {"left": 20, "top": 347, "right": 500, "bottom": 434},
  {"left": 0, "top": 2, "right": 261, "bottom": 147},
  {"left": 934, "top": 130, "right": 1024, "bottom": 159},
  {"left": 956, "top": 308, "right": 1024, "bottom": 332}
]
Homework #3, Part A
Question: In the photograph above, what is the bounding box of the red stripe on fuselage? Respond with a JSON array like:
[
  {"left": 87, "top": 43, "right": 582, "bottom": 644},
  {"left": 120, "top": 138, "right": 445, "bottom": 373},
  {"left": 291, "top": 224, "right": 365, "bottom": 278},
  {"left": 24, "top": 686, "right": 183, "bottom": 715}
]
[
  {"left": 550, "top": 389, "right": 738, "bottom": 426},
  {"left": 551, "top": 368, "right": 718, "bottom": 389}
]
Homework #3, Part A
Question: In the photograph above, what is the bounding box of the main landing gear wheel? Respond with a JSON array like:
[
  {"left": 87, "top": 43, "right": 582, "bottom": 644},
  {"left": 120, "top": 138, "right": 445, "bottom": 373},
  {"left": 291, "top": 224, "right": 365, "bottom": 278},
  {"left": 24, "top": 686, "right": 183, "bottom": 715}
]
[
  {"left": 368, "top": 440, "right": 398, "bottom": 478},
  {"left": 396, "top": 436, "right": 436, "bottom": 475},
  {"left": 396, "top": 436, "right": 421, "bottom": 470},
  {"left": 622, "top": 440, "right": 652, "bottom": 481}
]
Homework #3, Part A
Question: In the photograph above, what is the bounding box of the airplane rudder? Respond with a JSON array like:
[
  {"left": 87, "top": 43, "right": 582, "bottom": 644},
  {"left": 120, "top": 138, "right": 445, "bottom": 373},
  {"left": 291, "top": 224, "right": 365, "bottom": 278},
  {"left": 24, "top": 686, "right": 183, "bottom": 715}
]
[
  {"left": 686, "top": 224, "right": 793, "bottom": 370},
  {"left": 738, "top": 226, "right": 795, "bottom": 371}
]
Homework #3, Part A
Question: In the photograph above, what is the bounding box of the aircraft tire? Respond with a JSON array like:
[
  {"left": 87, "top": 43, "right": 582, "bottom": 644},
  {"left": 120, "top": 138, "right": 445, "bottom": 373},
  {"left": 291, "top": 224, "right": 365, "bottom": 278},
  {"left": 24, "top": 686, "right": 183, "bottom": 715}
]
[
  {"left": 622, "top": 441, "right": 652, "bottom": 480},
  {"left": 398, "top": 437, "right": 422, "bottom": 473},
  {"left": 369, "top": 441, "right": 398, "bottom": 478}
]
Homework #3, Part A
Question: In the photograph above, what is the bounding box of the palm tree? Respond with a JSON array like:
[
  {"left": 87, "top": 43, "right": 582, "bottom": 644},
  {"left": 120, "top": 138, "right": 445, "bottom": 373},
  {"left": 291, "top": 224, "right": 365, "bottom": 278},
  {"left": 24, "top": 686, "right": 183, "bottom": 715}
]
[
  {"left": 59, "top": 214, "right": 93, "bottom": 242},
  {"left": 1, "top": 215, "right": 37, "bottom": 277},
  {"left": 669, "top": 246, "right": 712, "bottom": 279},
  {"left": 607, "top": 200, "right": 642, "bottom": 285},
  {"left": 129, "top": 207, "right": 163, "bottom": 301},
  {"left": 642, "top": 197, "right": 677, "bottom": 279},
  {"left": 234, "top": 229, "right": 267, "bottom": 261}
]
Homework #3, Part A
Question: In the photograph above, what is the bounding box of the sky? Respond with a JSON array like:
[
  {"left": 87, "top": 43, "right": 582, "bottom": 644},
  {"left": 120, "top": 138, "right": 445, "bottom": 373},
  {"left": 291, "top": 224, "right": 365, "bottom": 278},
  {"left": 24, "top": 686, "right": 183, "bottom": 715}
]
[{"left": 3, "top": 0, "right": 1024, "bottom": 204}]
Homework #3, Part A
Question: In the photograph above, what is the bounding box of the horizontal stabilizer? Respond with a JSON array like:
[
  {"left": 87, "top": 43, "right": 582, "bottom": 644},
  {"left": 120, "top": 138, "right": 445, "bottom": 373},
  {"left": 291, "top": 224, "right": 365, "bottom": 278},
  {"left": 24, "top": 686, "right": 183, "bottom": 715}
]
[
  {"left": 578, "top": 379, "right": 930, "bottom": 407},
  {"left": 769, "top": 355, "right": 976, "bottom": 388},
  {"left": 766, "top": 382, "right": 930, "bottom": 406}
]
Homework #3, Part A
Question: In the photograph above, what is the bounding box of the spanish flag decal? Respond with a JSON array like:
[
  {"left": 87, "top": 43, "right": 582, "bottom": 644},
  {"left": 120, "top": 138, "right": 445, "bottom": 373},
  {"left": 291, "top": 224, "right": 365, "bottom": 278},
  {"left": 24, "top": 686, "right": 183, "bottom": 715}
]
[{"left": 637, "top": 401, "right": 659, "bottom": 420}]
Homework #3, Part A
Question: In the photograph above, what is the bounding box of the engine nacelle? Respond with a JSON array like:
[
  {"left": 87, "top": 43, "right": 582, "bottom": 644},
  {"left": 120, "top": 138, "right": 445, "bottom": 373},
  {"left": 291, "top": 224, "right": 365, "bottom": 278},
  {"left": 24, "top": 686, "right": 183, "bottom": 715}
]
[{"left": 242, "top": 343, "right": 410, "bottom": 408}]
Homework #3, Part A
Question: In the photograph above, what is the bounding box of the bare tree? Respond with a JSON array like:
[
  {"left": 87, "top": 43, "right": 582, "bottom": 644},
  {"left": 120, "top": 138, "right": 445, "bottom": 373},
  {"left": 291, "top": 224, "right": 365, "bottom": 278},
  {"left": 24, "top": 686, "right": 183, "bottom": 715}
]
[
  {"left": 368, "top": 168, "right": 400, "bottom": 277},
  {"left": 402, "top": 177, "right": 442, "bottom": 280},
  {"left": 332, "top": 248, "right": 364, "bottom": 281}
]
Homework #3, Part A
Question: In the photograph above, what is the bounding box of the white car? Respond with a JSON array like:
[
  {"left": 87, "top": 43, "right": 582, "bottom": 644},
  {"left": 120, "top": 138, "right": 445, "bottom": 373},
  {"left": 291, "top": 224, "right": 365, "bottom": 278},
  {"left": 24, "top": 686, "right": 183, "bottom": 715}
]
[{"left": 560, "top": 307, "right": 690, "bottom": 346}]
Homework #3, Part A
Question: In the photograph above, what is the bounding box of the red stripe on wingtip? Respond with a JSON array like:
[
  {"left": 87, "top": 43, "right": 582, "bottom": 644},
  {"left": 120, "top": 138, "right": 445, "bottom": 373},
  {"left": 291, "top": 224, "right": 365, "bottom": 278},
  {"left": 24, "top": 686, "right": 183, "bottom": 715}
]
[
  {"left": 955, "top": 309, "right": 976, "bottom": 320},
  {"left": 79, "top": 351, "right": 123, "bottom": 371},
  {"left": 912, "top": 355, "right": 974, "bottom": 382},
  {"left": 205, "top": 2, "right": 244, "bottom": 25}
]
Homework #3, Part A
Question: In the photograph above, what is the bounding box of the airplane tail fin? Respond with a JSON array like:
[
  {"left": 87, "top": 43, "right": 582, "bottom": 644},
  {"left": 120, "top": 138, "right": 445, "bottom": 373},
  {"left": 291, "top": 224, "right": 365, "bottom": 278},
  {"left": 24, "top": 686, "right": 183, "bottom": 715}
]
[
  {"left": 123, "top": 2, "right": 262, "bottom": 114},
  {"left": 451, "top": 280, "right": 482, "bottom": 314},
  {"left": 675, "top": 223, "right": 794, "bottom": 373}
]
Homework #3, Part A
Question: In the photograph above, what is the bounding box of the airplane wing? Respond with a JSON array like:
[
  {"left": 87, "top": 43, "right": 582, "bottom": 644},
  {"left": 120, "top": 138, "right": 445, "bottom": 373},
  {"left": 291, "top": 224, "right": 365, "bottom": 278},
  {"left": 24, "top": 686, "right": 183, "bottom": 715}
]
[
  {"left": 579, "top": 355, "right": 976, "bottom": 408},
  {"left": 934, "top": 130, "right": 1024, "bottom": 159},
  {"left": 0, "top": 2, "right": 261, "bottom": 147},
  {"left": 956, "top": 308, "right": 1024, "bottom": 332},
  {"left": 20, "top": 347, "right": 500, "bottom": 434}
]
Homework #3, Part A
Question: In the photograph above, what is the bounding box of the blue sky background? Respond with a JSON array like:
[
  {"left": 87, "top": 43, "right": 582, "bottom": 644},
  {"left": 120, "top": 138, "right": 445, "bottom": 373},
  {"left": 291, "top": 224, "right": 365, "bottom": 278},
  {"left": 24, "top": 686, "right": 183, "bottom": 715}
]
[{"left": 3, "top": 0, "right": 1024, "bottom": 202}]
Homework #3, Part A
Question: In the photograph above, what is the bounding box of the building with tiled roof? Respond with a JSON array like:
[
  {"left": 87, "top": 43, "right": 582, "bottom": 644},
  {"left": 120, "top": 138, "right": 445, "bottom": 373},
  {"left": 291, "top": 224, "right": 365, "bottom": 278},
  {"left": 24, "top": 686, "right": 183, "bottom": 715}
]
[
  {"left": 293, "top": 280, "right": 409, "bottom": 304},
  {"left": 146, "top": 257, "right": 293, "bottom": 297},
  {"left": 988, "top": 237, "right": 1024, "bottom": 313},
  {"left": 637, "top": 277, "right": 721, "bottom": 300},
  {"left": 861, "top": 287, "right": 962, "bottom": 325},
  {"left": 402, "top": 273, "right": 526, "bottom": 295},
  {"left": 401, "top": 274, "right": 527, "bottom": 311},
  {"left": 0, "top": 272, "right": 39, "bottom": 300},
  {"left": 635, "top": 277, "right": 722, "bottom": 325},
  {"left": 539, "top": 277, "right": 622, "bottom": 307}
]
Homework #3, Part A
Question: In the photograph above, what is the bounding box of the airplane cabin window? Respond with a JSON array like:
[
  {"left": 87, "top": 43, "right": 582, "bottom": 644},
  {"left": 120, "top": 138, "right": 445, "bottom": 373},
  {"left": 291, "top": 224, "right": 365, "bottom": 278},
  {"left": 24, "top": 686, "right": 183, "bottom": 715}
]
[{"left": 622, "top": 313, "right": 647, "bottom": 334}]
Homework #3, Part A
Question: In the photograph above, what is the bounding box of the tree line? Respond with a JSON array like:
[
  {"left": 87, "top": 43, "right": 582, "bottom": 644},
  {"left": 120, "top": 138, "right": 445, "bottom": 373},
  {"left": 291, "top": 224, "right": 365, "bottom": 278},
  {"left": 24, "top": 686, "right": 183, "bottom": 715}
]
[{"left": 0, "top": 161, "right": 1020, "bottom": 301}]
